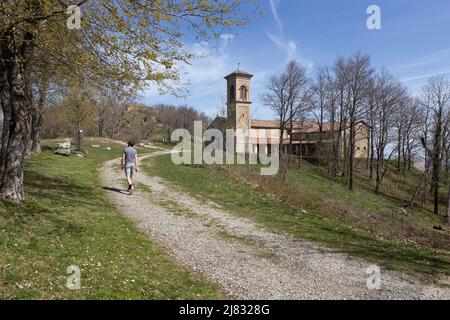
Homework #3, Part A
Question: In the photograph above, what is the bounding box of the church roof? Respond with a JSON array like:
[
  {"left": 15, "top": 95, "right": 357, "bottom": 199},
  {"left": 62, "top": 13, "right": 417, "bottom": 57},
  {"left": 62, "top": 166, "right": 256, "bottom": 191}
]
[
  {"left": 250, "top": 119, "right": 368, "bottom": 132},
  {"left": 225, "top": 69, "right": 254, "bottom": 79},
  {"left": 208, "top": 116, "right": 228, "bottom": 130},
  {"left": 251, "top": 119, "right": 337, "bottom": 133}
]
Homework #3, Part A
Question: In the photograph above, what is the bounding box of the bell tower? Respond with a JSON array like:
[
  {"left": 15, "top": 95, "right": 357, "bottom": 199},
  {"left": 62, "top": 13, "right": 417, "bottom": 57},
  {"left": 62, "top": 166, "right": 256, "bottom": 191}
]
[{"left": 225, "top": 66, "right": 253, "bottom": 153}]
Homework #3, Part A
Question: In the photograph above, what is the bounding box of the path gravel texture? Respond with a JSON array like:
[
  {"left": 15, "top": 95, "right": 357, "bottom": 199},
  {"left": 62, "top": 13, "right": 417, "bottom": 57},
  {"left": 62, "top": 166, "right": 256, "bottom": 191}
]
[{"left": 100, "top": 151, "right": 450, "bottom": 300}]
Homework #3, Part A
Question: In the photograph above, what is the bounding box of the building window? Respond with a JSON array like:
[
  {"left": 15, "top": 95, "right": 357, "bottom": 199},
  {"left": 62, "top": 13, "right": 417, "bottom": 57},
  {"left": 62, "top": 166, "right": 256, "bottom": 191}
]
[
  {"left": 240, "top": 85, "right": 248, "bottom": 101},
  {"left": 229, "top": 85, "right": 235, "bottom": 102}
]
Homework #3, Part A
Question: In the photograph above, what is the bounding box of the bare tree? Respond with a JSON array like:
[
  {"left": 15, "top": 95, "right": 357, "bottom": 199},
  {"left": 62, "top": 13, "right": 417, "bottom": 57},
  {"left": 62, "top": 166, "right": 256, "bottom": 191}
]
[
  {"left": 366, "top": 78, "right": 377, "bottom": 180},
  {"left": 286, "top": 61, "right": 311, "bottom": 171},
  {"left": 63, "top": 88, "right": 97, "bottom": 152},
  {"left": 263, "top": 61, "right": 310, "bottom": 179},
  {"left": 408, "top": 98, "right": 435, "bottom": 210},
  {"left": 400, "top": 98, "right": 422, "bottom": 171},
  {"left": 154, "top": 104, "right": 209, "bottom": 142},
  {"left": 323, "top": 68, "right": 339, "bottom": 179},
  {"left": 442, "top": 112, "right": 450, "bottom": 186},
  {"left": 422, "top": 75, "right": 450, "bottom": 214},
  {"left": 346, "top": 53, "right": 374, "bottom": 191},
  {"left": 442, "top": 102, "right": 450, "bottom": 223},
  {"left": 262, "top": 72, "right": 290, "bottom": 162},
  {"left": 311, "top": 68, "right": 329, "bottom": 166},
  {"left": 332, "top": 56, "right": 351, "bottom": 179},
  {"left": 372, "top": 69, "right": 406, "bottom": 194}
]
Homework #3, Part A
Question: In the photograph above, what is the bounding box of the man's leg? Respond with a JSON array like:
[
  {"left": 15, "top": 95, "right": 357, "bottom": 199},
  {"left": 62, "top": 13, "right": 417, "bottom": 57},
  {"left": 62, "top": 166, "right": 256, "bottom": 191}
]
[
  {"left": 125, "top": 167, "right": 134, "bottom": 193},
  {"left": 125, "top": 168, "right": 132, "bottom": 192}
]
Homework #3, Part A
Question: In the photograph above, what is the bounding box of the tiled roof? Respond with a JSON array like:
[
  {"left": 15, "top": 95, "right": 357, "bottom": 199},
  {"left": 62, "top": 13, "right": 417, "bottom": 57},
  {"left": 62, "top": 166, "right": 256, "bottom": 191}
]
[
  {"left": 250, "top": 120, "right": 337, "bottom": 133},
  {"left": 225, "top": 70, "right": 254, "bottom": 79},
  {"left": 249, "top": 119, "right": 366, "bottom": 133}
]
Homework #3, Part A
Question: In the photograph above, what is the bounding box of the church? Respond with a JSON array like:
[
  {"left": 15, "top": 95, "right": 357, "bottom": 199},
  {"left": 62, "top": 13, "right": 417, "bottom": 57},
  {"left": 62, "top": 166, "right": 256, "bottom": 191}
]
[{"left": 208, "top": 67, "right": 369, "bottom": 159}]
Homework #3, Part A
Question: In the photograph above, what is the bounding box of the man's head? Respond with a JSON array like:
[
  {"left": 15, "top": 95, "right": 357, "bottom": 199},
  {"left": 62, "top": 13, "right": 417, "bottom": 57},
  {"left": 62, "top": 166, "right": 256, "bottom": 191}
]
[{"left": 128, "top": 141, "right": 135, "bottom": 147}]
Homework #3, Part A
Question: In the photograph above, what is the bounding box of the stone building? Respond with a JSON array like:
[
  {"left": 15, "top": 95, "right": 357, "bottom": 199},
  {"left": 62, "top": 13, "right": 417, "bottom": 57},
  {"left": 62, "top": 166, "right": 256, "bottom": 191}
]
[{"left": 209, "top": 68, "right": 369, "bottom": 159}]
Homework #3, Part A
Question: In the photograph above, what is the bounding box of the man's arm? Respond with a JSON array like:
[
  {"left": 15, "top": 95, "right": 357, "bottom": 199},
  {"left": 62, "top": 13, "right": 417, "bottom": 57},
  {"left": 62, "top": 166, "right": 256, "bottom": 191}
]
[
  {"left": 134, "top": 151, "right": 138, "bottom": 172},
  {"left": 121, "top": 153, "right": 125, "bottom": 169}
]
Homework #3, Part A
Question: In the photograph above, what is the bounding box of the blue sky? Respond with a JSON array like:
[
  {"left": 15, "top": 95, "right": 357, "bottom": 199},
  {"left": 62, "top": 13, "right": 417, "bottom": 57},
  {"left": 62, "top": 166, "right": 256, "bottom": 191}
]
[{"left": 142, "top": 0, "right": 450, "bottom": 120}]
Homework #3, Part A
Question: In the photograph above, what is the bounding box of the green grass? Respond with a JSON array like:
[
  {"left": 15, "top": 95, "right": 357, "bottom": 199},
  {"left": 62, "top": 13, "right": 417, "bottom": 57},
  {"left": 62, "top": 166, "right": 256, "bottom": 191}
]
[
  {"left": 285, "top": 161, "right": 447, "bottom": 227},
  {"left": 0, "top": 139, "right": 224, "bottom": 299},
  {"left": 144, "top": 155, "right": 450, "bottom": 282}
]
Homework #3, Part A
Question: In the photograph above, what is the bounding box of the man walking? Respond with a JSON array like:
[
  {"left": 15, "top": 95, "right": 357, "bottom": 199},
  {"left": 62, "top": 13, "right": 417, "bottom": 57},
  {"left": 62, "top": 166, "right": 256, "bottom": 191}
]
[{"left": 121, "top": 141, "right": 138, "bottom": 194}]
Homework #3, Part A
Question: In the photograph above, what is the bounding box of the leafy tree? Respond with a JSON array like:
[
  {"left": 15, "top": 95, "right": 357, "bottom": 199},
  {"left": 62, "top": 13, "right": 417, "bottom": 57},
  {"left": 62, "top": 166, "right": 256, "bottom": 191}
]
[{"left": 0, "top": 0, "right": 257, "bottom": 201}]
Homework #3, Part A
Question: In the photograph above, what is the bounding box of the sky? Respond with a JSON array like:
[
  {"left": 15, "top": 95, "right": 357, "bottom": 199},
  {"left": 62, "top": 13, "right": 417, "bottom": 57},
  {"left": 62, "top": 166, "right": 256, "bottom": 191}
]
[{"left": 142, "top": 0, "right": 450, "bottom": 120}]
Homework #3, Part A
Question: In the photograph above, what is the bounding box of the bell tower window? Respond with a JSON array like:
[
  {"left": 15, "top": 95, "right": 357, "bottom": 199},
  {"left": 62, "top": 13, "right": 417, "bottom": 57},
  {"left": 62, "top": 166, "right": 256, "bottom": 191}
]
[
  {"left": 240, "top": 85, "right": 248, "bottom": 101},
  {"left": 229, "top": 85, "right": 235, "bottom": 102}
]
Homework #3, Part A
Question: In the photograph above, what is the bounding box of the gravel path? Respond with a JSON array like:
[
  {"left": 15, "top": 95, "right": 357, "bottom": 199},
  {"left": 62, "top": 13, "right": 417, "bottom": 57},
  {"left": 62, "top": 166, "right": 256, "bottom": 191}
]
[{"left": 100, "top": 152, "right": 450, "bottom": 300}]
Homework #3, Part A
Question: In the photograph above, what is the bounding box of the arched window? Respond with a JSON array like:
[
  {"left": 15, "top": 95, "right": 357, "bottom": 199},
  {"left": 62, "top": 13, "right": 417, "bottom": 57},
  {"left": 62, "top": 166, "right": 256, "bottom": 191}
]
[
  {"left": 240, "top": 85, "right": 248, "bottom": 101},
  {"left": 229, "top": 85, "right": 235, "bottom": 102}
]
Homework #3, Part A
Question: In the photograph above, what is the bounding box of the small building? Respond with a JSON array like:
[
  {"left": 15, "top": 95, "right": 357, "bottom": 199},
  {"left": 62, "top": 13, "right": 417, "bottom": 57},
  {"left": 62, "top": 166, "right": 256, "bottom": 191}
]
[{"left": 209, "top": 67, "right": 369, "bottom": 159}]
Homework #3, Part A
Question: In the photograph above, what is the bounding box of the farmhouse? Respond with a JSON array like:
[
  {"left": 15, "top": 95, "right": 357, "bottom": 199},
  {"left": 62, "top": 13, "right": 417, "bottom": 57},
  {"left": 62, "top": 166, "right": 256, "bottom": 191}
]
[{"left": 209, "top": 67, "right": 369, "bottom": 159}]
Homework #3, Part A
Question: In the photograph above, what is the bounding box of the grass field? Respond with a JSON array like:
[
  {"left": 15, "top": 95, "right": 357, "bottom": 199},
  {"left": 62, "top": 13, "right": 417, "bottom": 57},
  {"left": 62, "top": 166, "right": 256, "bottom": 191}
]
[
  {"left": 144, "top": 155, "right": 450, "bottom": 282},
  {"left": 0, "top": 139, "right": 223, "bottom": 299}
]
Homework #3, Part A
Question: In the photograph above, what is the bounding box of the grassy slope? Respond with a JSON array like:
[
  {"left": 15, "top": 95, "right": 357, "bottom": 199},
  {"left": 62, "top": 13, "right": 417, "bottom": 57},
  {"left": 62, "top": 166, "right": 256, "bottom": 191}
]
[
  {"left": 285, "top": 161, "right": 448, "bottom": 230},
  {"left": 0, "top": 140, "right": 223, "bottom": 299},
  {"left": 144, "top": 155, "right": 450, "bottom": 282}
]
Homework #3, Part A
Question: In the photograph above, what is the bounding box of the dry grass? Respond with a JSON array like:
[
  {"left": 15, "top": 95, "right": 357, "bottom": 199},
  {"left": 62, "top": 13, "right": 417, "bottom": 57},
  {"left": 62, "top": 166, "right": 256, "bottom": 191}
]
[
  {"left": 145, "top": 155, "right": 450, "bottom": 281},
  {"left": 225, "top": 160, "right": 450, "bottom": 251}
]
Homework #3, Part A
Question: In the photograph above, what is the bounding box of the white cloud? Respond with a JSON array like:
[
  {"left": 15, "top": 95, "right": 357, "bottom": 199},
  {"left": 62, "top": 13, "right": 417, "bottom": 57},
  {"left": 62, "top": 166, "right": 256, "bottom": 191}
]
[
  {"left": 400, "top": 70, "right": 450, "bottom": 82},
  {"left": 181, "top": 37, "right": 231, "bottom": 85},
  {"left": 142, "top": 34, "right": 236, "bottom": 115},
  {"left": 269, "top": 0, "right": 283, "bottom": 34},
  {"left": 286, "top": 40, "right": 298, "bottom": 62},
  {"left": 399, "top": 48, "right": 450, "bottom": 70},
  {"left": 266, "top": 0, "right": 312, "bottom": 67}
]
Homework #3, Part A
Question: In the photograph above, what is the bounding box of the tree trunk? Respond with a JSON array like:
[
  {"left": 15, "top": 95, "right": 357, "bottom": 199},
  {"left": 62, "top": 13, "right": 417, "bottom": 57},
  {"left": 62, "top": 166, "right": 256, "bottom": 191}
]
[
  {"left": 287, "top": 119, "right": 293, "bottom": 170},
  {"left": 366, "top": 129, "right": 370, "bottom": 170},
  {"left": 444, "top": 135, "right": 449, "bottom": 186},
  {"left": 0, "top": 37, "right": 12, "bottom": 171},
  {"left": 407, "top": 143, "right": 412, "bottom": 171},
  {"left": 0, "top": 31, "right": 34, "bottom": 202},
  {"left": 397, "top": 128, "right": 402, "bottom": 173},
  {"left": 31, "top": 108, "right": 42, "bottom": 153},
  {"left": 375, "top": 140, "right": 383, "bottom": 195},
  {"left": 329, "top": 110, "right": 337, "bottom": 181},
  {"left": 98, "top": 120, "right": 104, "bottom": 138},
  {"left": 349, "top": 119, "right": 355, "bottom": 191},
  {"left": 446, "top": 186, "right": 450, "bottom": 224},
  {"left": 0, "top": 79, "right": 11, "bottom": 171},
  {"left": 25, "top": 96, "right": 34, "bottom": 159},
  {"left": 336, "top": 94, "right": 345, "bottom": 177},
  {"left": 431, "top": 110, "right": 443, "bottom": 215},
  {"left": 369, "top": 124, "right": 375, "bottom": 180},
  {"left": 375, "top": 164, "right": 381, "bottom": 194},
  {"left": 342, "top": 130, "right": 348, "bottom": 178},
  {"left": 76, "top": 121, "right": 82, "bottom": 152},
  {"left": 31, "top": 73, "right": 49, "bottom": 153},
  {"left": 0, "top": 108, "right": 11, "bottom": 171}
]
